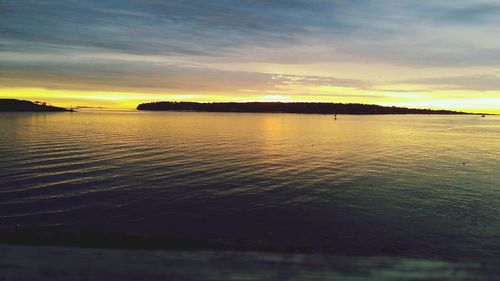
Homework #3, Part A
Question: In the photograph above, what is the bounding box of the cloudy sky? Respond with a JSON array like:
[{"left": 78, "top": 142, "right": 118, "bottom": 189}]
[{"left": 1, "top": 0, "right": 500, "bottom": 111}]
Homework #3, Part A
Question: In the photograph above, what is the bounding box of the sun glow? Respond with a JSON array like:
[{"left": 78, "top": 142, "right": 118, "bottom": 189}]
[{"left": 1, "top": 86, "right": 499, "bottom": 113}]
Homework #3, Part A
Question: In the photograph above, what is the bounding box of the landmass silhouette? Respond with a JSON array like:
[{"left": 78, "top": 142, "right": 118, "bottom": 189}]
[
  {"left": 0, "top": 99, "right": 72, "bottom": 112},
  {"left": 137, "top": 101, "right": 474, "bottom": 115}
]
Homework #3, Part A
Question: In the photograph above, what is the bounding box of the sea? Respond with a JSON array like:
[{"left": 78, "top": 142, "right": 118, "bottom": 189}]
[{"left": 1, "top": 110, "right": 499, "bottom": 258}]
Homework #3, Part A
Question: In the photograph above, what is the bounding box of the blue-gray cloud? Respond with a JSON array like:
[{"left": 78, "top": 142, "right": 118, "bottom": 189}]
[
  {"left": 4, "top": 0, "right": 496, "bottom": 58},
  {"left": 2, "top": 0, "right": 500, "bottom": 93}
]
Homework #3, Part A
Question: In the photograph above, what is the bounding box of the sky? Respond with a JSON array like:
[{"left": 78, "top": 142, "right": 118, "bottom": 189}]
[{"left": 1, "top": 0, "right": 500, "bottom": 112}]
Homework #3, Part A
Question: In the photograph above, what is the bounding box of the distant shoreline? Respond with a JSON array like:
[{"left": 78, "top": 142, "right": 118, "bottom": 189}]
[
  {"left": 137, "top": 101, "right": 479, "bottom": 115},
  {"left": 0, "top": 99, "right": 73, "bottom": 112}
]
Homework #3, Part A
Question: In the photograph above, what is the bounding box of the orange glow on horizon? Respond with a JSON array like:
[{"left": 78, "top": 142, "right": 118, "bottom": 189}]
[{"left": 1, "top": 87, "right": 499, "bottom": 114}]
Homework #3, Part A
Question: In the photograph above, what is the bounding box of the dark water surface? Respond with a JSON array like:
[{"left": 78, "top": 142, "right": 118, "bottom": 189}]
[{"left": 1, "top": 110, "right": 499, "bottom": 257}]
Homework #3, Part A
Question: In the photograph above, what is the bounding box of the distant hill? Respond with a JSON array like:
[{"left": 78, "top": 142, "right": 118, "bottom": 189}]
[
  {"left": 137, "top": 101, "right": 473, "bottom": 115},
  {"left": 0, "top": 99, "right": 71, "bottom": 112}
]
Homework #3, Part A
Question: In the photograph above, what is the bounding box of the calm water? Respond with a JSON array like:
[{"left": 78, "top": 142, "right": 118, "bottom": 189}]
[{"left": 1, "top": 110, "right": 500, "bottom": 257}]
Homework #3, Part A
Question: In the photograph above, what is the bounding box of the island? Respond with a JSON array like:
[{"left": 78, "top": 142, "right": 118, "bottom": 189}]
[
  {"left": 0, "top": 99, "right": 72, "bottom": 112},
  {"left": 137, "top": 101, "right": 473, "bottom": 115}
]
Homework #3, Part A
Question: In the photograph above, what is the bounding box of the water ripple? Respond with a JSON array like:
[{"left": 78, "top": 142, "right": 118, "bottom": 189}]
[{"left": 1, "top": 112, "right": 500, "bottom": 257}]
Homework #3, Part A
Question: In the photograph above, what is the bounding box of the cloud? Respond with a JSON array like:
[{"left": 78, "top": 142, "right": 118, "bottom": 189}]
[
  {"left": 2, "top": 0, "right": 500, "bottom": 97},
  {"left": 400, "top": 75, "right": 500, "bottom": 91},
  {"left": 0, "top": 55, "right": 369, "bottom": 93}
]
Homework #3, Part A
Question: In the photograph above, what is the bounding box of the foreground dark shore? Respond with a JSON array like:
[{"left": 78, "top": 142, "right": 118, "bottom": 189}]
[
  {"left": 0, "top": 99, "right": 71, "bottom": 112},
  {"left": 2, "top": 244, "right": 498, "bottom": 281},
  {"left": 1, "top": 225, "right": 497, "bottom": 259},
  {"left": 137, "top": 101, "right": 474, "bottom": 115}
]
